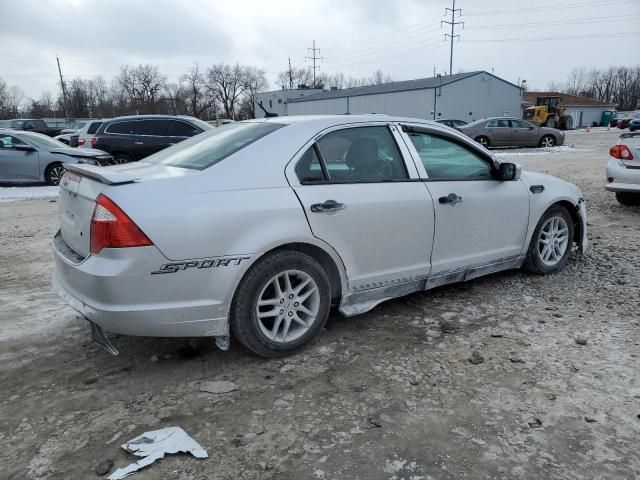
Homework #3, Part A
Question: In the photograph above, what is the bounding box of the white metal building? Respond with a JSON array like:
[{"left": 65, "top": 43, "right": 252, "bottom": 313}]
[
  {"left": 286, "top": 71, "right": 522, "bottom": 122},
  {"left": 254, "top": 87, "right": 324, "bottom": 118}
]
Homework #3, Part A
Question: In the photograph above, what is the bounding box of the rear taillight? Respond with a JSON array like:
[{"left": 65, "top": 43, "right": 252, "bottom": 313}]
[
  {"left": 90, "top": 194, "right": 152, "bottom": 254},
  {"left": 77, "top": 139, "right": 85, "bottom": 145},
  {"left": 610, "top": 144, "right": 634, "bottom": 160},
  {"left": 91, "top": 137, "right": 98, "bottom": 146}
]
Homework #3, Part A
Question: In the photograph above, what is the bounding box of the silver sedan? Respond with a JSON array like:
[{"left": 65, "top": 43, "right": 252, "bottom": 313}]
[
  {"left": 52, "top": 115, "right": 586, "bottom": 357},
  {"left": 0, "top": 129, "right": 113, "bottom": 185},
  {"left": 458, "top": 117, "right": 565, "bottom": 148},
  {"left": 605, "top": 132, "right": 640, "bottom": 205}
]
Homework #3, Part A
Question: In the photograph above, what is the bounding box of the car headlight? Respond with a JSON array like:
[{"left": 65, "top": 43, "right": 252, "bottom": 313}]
[{"left": 79, "top": 158, "right": 99, "bottom": 166}]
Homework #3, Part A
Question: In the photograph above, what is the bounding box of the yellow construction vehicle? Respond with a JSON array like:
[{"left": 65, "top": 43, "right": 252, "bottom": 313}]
[{"left": 523, "top": 96, "right": 574, "bottom": 130}]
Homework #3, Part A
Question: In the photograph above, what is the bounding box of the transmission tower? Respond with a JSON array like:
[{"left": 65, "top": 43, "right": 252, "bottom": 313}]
[
  {"left": 441, "top": 0, "right": 464, "bottom": 76},
  {"left": 305, "top": 40, "right": 323, "bottom": 88}
]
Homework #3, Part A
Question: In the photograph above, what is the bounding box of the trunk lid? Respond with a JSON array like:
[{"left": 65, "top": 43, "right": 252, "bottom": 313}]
[
  {"left": 619, "top": 132, "right": 640, "bottom": 168},
  {"left": 58, "top": 162, "right": 198, "bottom": 258}
]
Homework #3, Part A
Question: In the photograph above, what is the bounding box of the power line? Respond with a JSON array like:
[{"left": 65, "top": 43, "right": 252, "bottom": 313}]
[
  {"left": 464, "top": 31, "right": 640, "bottom": 42},
  {"left": 441, "top": 0, "right": 464, "bottom": 75},
  {"left": 305, "top": 40, "right": 323, "bottom": 87},
  {"left": 463, "top": 0, "right": 635, "bottom": 16}
]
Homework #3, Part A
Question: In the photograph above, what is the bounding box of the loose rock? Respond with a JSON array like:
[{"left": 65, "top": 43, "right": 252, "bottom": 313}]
[
  {"left": 575, "top": 337, "right": 588, "bottom": 346},
  {"left": 95, "top": 459, "right": 113, "bottom": 476},
  {"left": 469, "top": 351, "right": 484, "bottom": 365}
]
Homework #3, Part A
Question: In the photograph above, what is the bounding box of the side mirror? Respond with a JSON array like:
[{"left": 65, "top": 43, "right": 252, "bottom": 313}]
[
  {"left": 498, "top": 162, "right": 521, "bottom": 181},
  {"left": 529, "top": 126, "right": 534, "bottom": 130}
]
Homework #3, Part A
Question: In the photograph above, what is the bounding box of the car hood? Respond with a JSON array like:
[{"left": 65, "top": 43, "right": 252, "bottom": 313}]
[
  {"left": 539, "top": 127, "right": 564, "bottom": 135},
  {"left": 50, "top": 147, "right": 111, "bottom": 158}
]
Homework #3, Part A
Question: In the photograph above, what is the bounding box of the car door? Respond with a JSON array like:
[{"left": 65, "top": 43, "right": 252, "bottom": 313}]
[
  {"left": 288, "top": 123, "right": 435, "bottom": 291},
  {"left": 510, "top": 119, "right": 538, "bottom": 146},
  {"left": 485, "top": 119, "right": 511, "bottom": 146},
  {"left": 168, "top": 119, "right": 202, "bottom": 146},
  {"left": 401, "top": 125, "right": 530, "bottom": 276},
  {"left": 0, "top": 134, "right": 39, "bottom": 180},
  {"left": 133, "top": 120, "right": 169, "bottom": 158}
]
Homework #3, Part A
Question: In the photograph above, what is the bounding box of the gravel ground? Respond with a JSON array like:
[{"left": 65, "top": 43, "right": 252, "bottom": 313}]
[{"left": 0, "top": 129, "right": 638, "bottom": 480}]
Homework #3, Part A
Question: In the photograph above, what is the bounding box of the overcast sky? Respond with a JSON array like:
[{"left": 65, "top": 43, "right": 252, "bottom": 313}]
[{"left": 2, "top": 0, "right": 639, "bottom": 99}]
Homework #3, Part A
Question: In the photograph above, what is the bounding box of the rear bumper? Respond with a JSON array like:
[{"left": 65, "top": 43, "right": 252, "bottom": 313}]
[
  {"left": 52, "top": 231, "right": 235, "bottom": 337},
  {"left": 605, "top": 158, "right": 640, "bottom": 192}
]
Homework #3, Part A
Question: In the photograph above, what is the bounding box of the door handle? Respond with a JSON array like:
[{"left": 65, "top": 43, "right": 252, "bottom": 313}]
[
  {"left": 310, "top": 199, "right": 346, "bottom": 213},
  {"left": 438, "top": 193, "right": 462, "bottom": 205},
  {"left": 134, "top": 141, "right": 144, "bottom": 145}
]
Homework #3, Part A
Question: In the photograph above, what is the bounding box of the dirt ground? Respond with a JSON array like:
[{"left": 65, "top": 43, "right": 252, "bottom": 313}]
[{"left": 1, "top": 129, "right": 639, "bottom": 480}]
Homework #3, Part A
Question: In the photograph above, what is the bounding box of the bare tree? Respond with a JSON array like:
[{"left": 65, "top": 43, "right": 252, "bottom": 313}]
[
  {"left": 117, "top": 64, "right": 167, "bottom": 114},
  {"left": 242, "top": 66, "right": 268, "bottom": 118},
  {"left": 205, "top": 63, "right": 247, "bottom": 119},
  {"left": 6, "top": 85, "right": 25, "bottom": 117},
  {"left": 276, "top": 65, "right": 313, "bottom": 89},
  {"left": 180, "top": 63, "right": 212, "bottom": 118}
]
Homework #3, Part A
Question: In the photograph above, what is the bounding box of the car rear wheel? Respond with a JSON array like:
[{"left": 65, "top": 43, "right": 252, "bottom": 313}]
[
  {"left": 231, "top": 250, "right": 331, "bottom": 358},
  {"left": 539, "top": 135, "right": 556, "bottom": 148},
  {"left": 615, "top": 192, "right": 640, "bottom": 206},
  {"left": 45, "top": 162, "right": 65, "bottom": 186},
  {"left": 111, "top": 153, "right": 133, "bottom": 165},
  {"left": 524, "top": 205, "right": 574, "bottom": 274},
  {"left": 475, "top": 136, "right": 490, "bottom": 147}
]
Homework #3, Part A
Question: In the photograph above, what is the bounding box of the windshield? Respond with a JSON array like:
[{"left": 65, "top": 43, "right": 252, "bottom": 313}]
[
  {"left": 19, "top": 131, "right": 69, "bottom": 149},
  {"left": 69, "top": 121, "right": 86, "bottom": 130},
  {"left": 143, "top": 121, "right": 285, "bottom": 169}
]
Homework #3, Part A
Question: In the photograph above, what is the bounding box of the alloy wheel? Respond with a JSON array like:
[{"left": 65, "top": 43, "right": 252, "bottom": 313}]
[
  {"left": 49, "top": 165, "right": 65, "bottom": 185},
  {"left": 255, "top": 270, "right": 320, "bottom": 343},
  {"left": 542, "top": 136, "right": 555, "bottom": 147},
  {"left": 537, "top": 216, "right": 569, "bottom": 266}
]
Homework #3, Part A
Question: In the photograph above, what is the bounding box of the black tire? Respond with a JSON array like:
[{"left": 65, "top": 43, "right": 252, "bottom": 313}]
[
  {"left": 475, "top": 136, "right": 490, "bottom": 148},
  {"left": 539, "top": 135, "right": 556, "bottom": 148},
  {"left": 112, "top": 153, "right": 133, "bottom": 165},
  {"left": 524, "top": 205, "right": 574, "bottom": 275},
  {"left": 544, "top": 118, "right": 556, "bottom": 128},
  {"left": 563, "top": 115, "right": 573, "bottom": 130},
  {"left": 615, "top": 192, "right": 640, "bottom": 206},
  {"left": 45, "top": 162, "right": 65, "bottom": 186},
  {"left": 231, "top": 250, "right": 331, "bottom": 358}
]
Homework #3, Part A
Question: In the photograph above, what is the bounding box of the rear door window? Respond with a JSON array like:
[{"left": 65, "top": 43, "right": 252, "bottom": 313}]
[
  {"left": 106, "top": 121, "right": 135, "bottom": 134},
  {"left": 135, "top": 120, "right": 168, "bottom": 136},
  {"left": 169, "top": 120, "right": 200, "bottom": 137}
]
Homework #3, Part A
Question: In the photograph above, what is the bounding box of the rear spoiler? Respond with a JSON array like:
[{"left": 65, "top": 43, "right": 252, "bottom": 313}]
[{"left": 63, "top": 163, "right": 141, "bottom": 185}]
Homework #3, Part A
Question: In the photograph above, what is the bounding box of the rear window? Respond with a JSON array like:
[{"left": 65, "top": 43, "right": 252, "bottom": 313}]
[
  {"left": 135, "top": 120, "right": 167, "bottom": 136},
  {"left": 87, "top": 121, "right": 102, "bottom": 134},
  {"left": 143, "top": 122, "right": 285, "bottom": 170},
  {"left": 105, "top": 121, "right": 135, "bottom": 134}
]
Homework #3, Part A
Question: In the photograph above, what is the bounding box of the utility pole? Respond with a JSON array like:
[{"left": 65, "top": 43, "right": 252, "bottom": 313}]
[
  {"left": 441, "top": 0, "right": 464, "bottom": 76},
  {"left": 305, "top": 40, "right": 323, "bottom": 88},
  {"left": 56, "top": 55, "right": 69, "bottom": 123},
  {"left": 288, "top": 57, "right": 294, "bottom": 89}
]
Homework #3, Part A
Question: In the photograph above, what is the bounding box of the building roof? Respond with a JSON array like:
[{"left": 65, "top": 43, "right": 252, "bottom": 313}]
[
  {"left": 288, "top": 71, "right": 520, "bottom": 103},
  {"left": 523, "top": 91, "right": 616, "bottom": 108}
]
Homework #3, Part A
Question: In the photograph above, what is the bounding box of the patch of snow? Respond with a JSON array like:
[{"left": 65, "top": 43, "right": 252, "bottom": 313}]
[
  {"left": 0, "top": 186, "right": 59, "bottom": 202},
  {"left": 495, "top": 146, "right": 590, "bottom": 158}
]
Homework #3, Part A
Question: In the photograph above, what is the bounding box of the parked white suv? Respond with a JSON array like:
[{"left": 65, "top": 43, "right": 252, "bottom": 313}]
[
  {"left": 605, "top": 132, "right": 640, "bottom": 206},
  {"left": 70, "top": 119, "right": 108, "bottom": 149}
]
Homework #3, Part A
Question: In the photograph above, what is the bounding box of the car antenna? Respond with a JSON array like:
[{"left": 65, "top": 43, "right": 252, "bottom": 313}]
[{"left": 248, "top": 92, "right": 278, "bottom": 118}]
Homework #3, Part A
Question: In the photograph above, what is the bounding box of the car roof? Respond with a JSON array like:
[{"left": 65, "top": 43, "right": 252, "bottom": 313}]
[
  {"left": 104, "top": 114, "right": 201, "bottom": 122},
  {"left": 241, "top": 114, "right": 446, "bottom": 128}
]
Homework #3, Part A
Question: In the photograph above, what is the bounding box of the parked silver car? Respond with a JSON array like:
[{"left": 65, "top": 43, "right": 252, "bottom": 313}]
[
  {"left": 52, "top": 115, "right": 586, "bottom": 358},
  {"left": 605, "top": 132, "right": 640, "bottom": 205},
  {"left": 458, "top": 117, "right": 565, "bottom": 148},
  {"left": 0, "top": 129, "right": 113, "bottom": 185}
]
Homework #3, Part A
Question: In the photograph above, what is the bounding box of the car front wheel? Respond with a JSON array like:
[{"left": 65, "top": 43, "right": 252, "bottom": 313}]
[
  {"left": 475, "top": 136, "right": 490, "bottom": 147},
  {"left": 45, "top": 162, "right": 65, "bottom": 186},
  {"left": 539, "top": 135, "right": 556, "bottom": 148},
  {"left": 524, "top": 205, "right": 574, "bottom": 274},
  {"left": 231, "top": 250, "right": 331, "bottom": 357}
]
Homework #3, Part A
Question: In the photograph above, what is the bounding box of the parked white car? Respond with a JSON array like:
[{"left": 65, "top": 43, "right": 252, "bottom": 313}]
[
  {"left": 605, "top": 132, "right": 640, "bottom": 205},
  {"left": 52, "top": 115, "right": 587, "bottom": 357}
]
